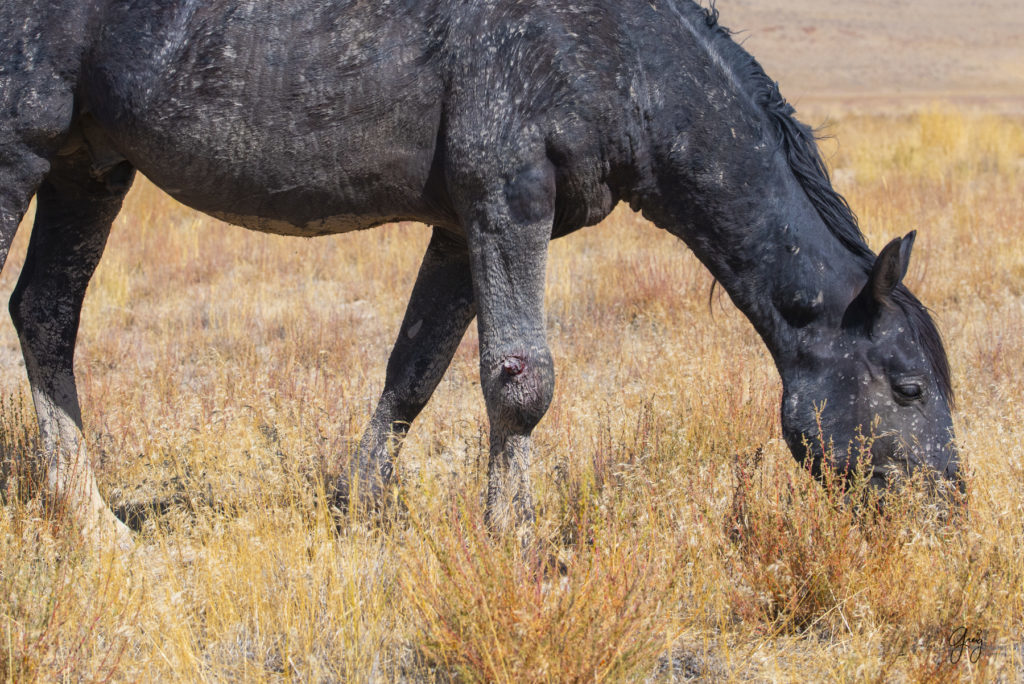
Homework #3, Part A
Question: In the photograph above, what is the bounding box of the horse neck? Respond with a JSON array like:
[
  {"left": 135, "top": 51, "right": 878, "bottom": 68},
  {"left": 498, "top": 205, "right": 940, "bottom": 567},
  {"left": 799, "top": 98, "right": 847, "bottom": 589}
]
[
  {"left": 602, "top": 0, "right": 866, "bottom": 366},
  {"left": 637, "top": 143, "right": 869, "bottom": 368}
]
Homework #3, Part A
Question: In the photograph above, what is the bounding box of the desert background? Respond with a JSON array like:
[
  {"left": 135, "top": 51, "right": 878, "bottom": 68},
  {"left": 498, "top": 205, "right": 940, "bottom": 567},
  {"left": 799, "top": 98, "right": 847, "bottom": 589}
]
[
  {"left": 1, "top": 1, "right": 1023, "bottom": 681},
  {"left": 726, "top": 0, "right": 1024, "bottom": 110}
]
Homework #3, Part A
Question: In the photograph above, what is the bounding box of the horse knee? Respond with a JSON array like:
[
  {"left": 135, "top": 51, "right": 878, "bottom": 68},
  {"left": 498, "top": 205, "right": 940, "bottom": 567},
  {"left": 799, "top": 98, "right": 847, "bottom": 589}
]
[{"left": 484, "top": 349, "right": 554, "bottom": 433}]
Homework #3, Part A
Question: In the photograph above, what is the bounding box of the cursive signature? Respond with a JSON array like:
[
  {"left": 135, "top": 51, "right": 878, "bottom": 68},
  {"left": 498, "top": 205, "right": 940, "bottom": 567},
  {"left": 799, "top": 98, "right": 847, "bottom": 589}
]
[{"left": 949, "top": 625, "right": 985, "bottom": 664}]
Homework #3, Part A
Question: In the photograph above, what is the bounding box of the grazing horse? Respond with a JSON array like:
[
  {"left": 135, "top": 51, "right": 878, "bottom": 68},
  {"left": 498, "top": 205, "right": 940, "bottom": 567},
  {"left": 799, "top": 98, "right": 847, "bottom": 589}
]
[{"left": 0, "top": 0, "right": 959, "bottom": 545}]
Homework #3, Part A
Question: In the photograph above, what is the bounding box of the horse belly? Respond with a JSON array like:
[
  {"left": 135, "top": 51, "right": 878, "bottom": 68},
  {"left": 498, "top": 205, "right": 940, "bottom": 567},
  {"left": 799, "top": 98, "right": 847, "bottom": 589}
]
[
  {"left": 130, "top": 129, "right": 443, "bottom": 237},
  {"left": 87, "top": 96, "right": 446, "bottom": 236},
  {"left": 82, "top": 0, "right": 450, "bottom": 235},
  {"left": 203, "top": 208, "right": 405, "bottom": 238}
]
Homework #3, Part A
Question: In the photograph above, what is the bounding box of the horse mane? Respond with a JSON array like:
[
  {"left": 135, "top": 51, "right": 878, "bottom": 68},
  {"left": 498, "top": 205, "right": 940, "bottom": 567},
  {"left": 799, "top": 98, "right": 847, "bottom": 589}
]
[{"left": 698, "top": 2, "right": 954, "bottom": 406}]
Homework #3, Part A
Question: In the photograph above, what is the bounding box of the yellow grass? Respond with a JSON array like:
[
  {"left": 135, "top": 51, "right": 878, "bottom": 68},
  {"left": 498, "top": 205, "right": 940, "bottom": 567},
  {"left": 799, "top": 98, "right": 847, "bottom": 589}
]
[{"left": 1, "top": 106, "right": 1022, "bottom": 681}]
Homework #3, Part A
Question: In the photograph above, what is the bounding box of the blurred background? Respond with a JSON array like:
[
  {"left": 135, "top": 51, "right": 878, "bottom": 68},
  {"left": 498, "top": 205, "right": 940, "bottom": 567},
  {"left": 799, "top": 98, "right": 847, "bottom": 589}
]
[{"left": 721, "top": 0, "right": 1023, "bottom": 111}]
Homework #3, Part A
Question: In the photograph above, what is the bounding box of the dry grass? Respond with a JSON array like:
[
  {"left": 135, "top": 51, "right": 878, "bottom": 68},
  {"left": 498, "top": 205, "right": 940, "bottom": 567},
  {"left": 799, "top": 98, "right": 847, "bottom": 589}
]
[{"left": 1, "top": 106, "right": 1022, "bottom": 681}]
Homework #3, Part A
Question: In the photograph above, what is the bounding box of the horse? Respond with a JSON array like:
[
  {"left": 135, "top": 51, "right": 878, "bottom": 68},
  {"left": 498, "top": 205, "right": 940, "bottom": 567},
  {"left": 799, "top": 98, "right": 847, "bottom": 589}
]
[{"left": 0, "top": 0, "right": 960, "bottom": 546}]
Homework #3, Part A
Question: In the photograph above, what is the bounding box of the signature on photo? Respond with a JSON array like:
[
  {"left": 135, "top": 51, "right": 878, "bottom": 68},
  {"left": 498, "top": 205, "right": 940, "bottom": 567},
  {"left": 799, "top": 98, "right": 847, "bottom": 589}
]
[{"left": 948, "top": 625, "right": 985, "bottom": 665}]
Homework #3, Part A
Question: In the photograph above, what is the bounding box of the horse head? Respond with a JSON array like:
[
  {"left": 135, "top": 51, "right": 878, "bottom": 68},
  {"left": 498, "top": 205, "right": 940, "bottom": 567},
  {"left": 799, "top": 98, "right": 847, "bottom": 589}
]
[{"left": 777, "top": 231, "right": 961, "bottom": 497}]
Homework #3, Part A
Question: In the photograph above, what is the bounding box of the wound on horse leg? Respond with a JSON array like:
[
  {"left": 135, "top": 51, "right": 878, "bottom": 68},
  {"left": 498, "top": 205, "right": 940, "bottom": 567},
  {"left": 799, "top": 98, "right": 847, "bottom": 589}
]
[
  {"left": 488, "top": 350, "right": 554, "bottom": 433},
  {"left": 501, "top": 355, "right": 526, "bottom": 377}
]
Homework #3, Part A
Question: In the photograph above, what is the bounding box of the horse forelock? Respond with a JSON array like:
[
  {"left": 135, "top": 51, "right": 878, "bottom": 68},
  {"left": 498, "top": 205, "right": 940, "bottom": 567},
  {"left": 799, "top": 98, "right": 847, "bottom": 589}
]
[{"left": 692, "top": 1, "right": 954, "bottom": 406}]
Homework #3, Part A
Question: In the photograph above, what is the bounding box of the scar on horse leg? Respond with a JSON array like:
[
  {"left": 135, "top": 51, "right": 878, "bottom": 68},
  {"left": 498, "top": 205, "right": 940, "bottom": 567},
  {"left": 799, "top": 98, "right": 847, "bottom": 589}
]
[
  {"left": 9, "top": 151, "right": 136, "bottom": 549},
  {"left": 339, "top": 228, "right": 476, "bottom": 513}
]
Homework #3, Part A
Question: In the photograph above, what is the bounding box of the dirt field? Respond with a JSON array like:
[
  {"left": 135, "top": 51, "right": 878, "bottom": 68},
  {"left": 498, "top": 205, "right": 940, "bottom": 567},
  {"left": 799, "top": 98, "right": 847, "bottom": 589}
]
[
  {"left": 721, "top": 0, "right": 1024, "bottom": 109},
  {"left": 2, "top": 2, "right": 1023, "bottom": 681}
]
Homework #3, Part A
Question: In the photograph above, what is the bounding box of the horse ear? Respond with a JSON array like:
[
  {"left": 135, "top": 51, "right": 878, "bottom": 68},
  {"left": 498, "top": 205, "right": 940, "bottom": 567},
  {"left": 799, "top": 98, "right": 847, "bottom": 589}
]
[{"left": 867, "top": 231, "right": 916, "bottom": 307}]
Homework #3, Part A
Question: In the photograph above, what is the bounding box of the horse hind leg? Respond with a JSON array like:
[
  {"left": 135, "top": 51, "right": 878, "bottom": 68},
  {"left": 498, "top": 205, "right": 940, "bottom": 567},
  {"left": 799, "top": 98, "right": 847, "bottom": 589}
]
[
  {"left": 0, "top": 147, "right": 49, "bottom": 270},
  {"left": 9, "top": 146, "right": 135, "bottom": 548},
  {"left": 341, "top": 227, "right": 476, "bottom": 511},
  {"left": 0, "top": 43, "right": 80, "bottom": 270}
]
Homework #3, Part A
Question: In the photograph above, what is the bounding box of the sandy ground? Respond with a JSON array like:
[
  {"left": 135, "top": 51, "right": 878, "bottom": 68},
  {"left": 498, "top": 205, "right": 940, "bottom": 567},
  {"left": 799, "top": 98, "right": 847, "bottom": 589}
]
[{"left": 716, "top": 0, "right": 1024, "bottom": 111}]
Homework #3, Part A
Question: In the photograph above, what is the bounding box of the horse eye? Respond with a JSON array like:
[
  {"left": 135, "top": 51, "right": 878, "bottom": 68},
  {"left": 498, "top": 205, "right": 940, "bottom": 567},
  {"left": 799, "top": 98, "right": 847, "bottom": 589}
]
[{"left": 894, "top": 382, "right": 924, "bottom": 402}]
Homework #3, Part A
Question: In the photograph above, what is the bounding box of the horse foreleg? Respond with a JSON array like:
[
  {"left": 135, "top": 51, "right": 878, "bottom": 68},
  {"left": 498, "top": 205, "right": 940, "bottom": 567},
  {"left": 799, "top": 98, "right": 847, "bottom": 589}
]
[
  {"left": 340, "top": 228, "right": 476, "bottom": 511},
  {"left": 461, "top": 164, "right": 556, "bottom": 543},
  {"left": 9, "top": 151, "right": 135, "bottom": 549}
]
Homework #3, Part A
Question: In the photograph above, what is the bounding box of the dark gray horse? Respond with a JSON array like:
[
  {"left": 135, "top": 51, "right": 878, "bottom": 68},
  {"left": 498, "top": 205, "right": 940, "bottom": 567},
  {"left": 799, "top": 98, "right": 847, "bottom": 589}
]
[{"left": 1, "top": 0, "right": 959, "bottom": 546}]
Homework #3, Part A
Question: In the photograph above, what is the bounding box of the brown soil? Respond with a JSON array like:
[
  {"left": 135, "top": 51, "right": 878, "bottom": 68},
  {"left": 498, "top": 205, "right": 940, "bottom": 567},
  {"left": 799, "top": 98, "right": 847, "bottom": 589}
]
[{"left": 717, "top": 0, "right": 1024, "bottom": 112}]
